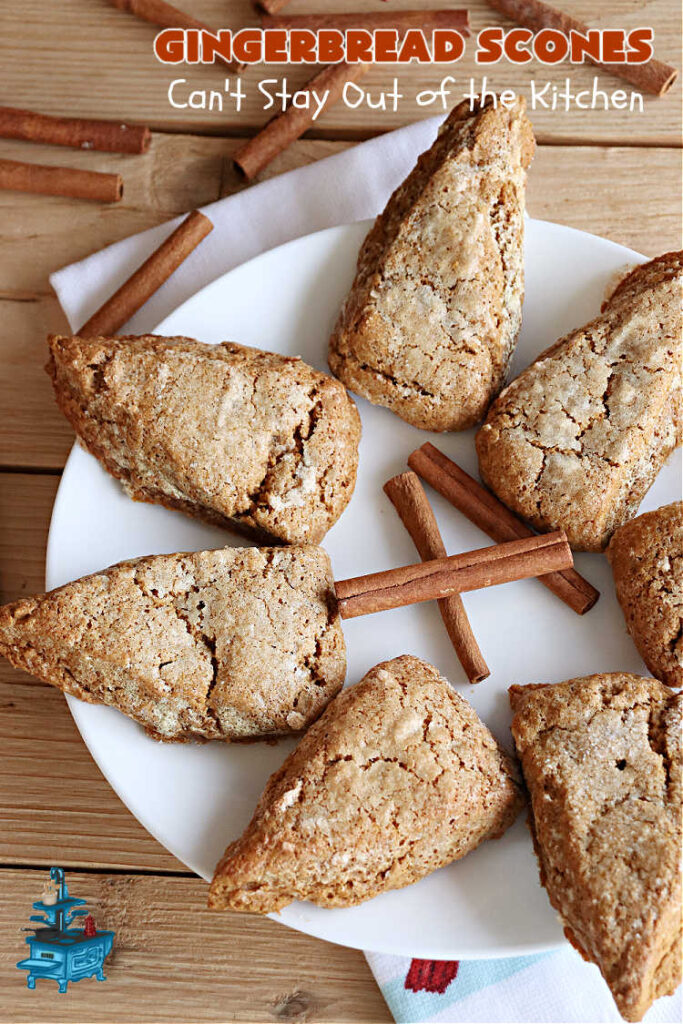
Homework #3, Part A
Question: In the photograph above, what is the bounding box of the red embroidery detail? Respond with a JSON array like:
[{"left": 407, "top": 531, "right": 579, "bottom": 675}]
[{"left": 404, "top": 958, "right": 459, "bottom": 994}]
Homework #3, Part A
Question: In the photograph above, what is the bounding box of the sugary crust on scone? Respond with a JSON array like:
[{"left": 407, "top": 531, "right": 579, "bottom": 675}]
[
  {"left": 328, "top": 95, "right": 534, "bottom": 432},
  {"left": 0, "top": 546, "right": 345, "bottom": 741},
  {"left": 47, "top": 334, "right": 361, "bottom": 545},
  {"left": 607, "top": 502, "right": 683, "bottom": 688},
  {"left": 509, "top": 674, "right": 682, "bottom": 1022},
  {"left": 209, "top": 655, "right": 524, "bottom": 913},
  {"left": 476, "top": 251, "right": 683, "bottom": 551}
]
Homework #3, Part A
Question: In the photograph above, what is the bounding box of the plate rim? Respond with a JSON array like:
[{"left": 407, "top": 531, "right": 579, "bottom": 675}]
[{"left": 46, "top": 217, "right": 648, "bottom": 959}]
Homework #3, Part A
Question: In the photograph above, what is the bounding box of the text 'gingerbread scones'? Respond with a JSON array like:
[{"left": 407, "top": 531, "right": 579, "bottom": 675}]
[
  {"left": 0, "top": 546, "right": 345, "bottom": 742},
  {"left": 607, "top": 502, "right": 683, "bottom": 688},
  {"left": 329, "top": 96, "right": 534, "bottom": 432},
  {"left": 477, "top": 251, "right": 683, "bottom": 550},
  {"left": 510, "top": 674, "right": 682, "bottom": 1022},
  {"left": 209, "top": 655, "right": 524, "bottom": 913},
  {"left": 48, "top": 334, "right": 361, "bottom": 545}
]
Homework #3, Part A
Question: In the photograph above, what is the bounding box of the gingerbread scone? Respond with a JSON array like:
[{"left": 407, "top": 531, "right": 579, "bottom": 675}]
[
  {"left": 329, "top": 95, "right": 534, "bottom": 431},
  {"left": 607, "top": 502, "right": 683, "bottom": 687},
  {"left": 510, "top": 674, "right": 682, "bottom": 1022},
  {"left": 209, "top": 655, "right": 524, "bottom": 913},
  {"left": 476, "top": 251, "right": 683, "bottom": 551},
  {"left": 48, "top": 334, "right": 361, "bottom": 545},
  {"left": 0, "top": 546, "right": 345, "bottom": 741}
]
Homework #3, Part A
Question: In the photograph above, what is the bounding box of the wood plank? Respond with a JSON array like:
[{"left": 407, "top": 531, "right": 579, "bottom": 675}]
[
  {"left": 0, "top": 474, "right": 58, "bottom": 602},
  {"left": 1, "top": 868, "right": 392, "bottom": 1023},
  {"left": 0, "top": 475, "right": 184, "bottom": 872},
  {"left": 0, "top": 670, "right": 185, "bottom": 872},
  {"left": 0, "top": 1, "right": 679, "bottom": 144},
  {"left": 0, "top": 295, "right": 73, "bottom": 469},
  {"left": 0, "top": 137, "right": 679, "bottom": 470},
  {"left": 0, "top": 132, "right": 345, "bottom": 468},
  {"left": 0, "top": 133, "right": 345, "bottom": 295}
]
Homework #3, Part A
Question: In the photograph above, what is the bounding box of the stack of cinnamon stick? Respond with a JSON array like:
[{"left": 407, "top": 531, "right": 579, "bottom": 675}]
[
  {"left": 0, "top": 106, "right": 151, "bottom": 203},
  {"left": 384, "top": 442, "right": 599, "bottom": 684}
]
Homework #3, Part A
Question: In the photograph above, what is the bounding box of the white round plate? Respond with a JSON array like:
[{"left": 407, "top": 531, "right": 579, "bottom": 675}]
[{"left": 47, "top": 219, "right": 680, "bottom": 959}]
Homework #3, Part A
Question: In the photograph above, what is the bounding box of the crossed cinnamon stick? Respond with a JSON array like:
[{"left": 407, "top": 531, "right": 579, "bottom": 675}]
[
  {"left": 385, "top": 472, "right": 490, "bottom": 684},
  {"left": 335, "top": 531, "right": 572, "bottom": 619},
  {"left": 380, "top": 444, "right": 599, "bottom": 684},
  {"left": 409, "top": 444, "right": 599, "bottom": 615}
]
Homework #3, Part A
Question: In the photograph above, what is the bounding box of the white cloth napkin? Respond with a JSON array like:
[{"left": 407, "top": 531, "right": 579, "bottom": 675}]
[
  {"left": 49, "top": 118, "right": 681, "bottom": 1024},
  {"left": 51, "top": 115, "right": 441, "bottom": 334}
]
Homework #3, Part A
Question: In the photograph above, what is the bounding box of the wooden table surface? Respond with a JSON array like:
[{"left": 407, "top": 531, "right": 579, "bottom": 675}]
[{"left": 0, "top": 2, "right": 680, "bottom": 1021}]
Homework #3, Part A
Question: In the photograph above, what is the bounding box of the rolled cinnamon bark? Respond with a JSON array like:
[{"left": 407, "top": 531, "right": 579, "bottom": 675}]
[
  {"left": 0, "top": 159, "right": 123, "bottom": 203},
  {"left": 79, "top": 210, "right": 213, "bottom": 336},
  {"left": 107, "top": 0, "right": 245, "bottom": 73},
  {"left": 260, "top": 10, "right": 470, "bottom": 34},
  {"left": 385, "top": 472, "right": 489, "bottom": 683},
  {"left": 335, "top": 531, "right": 573, "bottom": 619},
  {"left": 255, "top": 0, "right": 292, "bottom": 14},
  {"left": 0, "top": 106, "right": 150, "bottom": 154},
  {"left": 409, "top": 443, "right": 599, "bottom": 615},
  {"left": 487, "top": 0, "right": 677, "bottom": 96},
  {"left": 234, "top": 62, "right": 369, "bottom": 180}
]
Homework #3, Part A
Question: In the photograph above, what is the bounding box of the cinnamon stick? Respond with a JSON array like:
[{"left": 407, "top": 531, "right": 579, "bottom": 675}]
[
  {"left": 79, "top": 210, "right": 213, "bottom": 337},
  {"left": 260, "top": 10, "right": 470, "bottom": 35},
  {"left": 335, "top": 531, "right": 573, "bottom": 619},
  {"left": 0, "top": 106, "right": 150, "bottom": 154},
  {"left": 0, "top": 159, "right": 123, "bottom": 203},
  {"left": 254, "top": 0, "right": 292, "bottom": 14},
  {"left": 408, "top": 443, "right": 599, "bottom": 615},
  {"left": 487, "top": 0, "right": 677, "bottom": 96},
  {"left": 107, "top": 0, "right": 245, "bottom": 73},
  {"left": 233, "top": 62, "right": 369, "bottom": 180},
  {"left": 385, "top": 472, "right": 489, "bottom": 683}
]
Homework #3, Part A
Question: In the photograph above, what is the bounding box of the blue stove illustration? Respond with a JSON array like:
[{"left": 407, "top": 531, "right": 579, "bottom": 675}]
[{"left": 17, "top": 867, "right": 114, "bottom": 993}]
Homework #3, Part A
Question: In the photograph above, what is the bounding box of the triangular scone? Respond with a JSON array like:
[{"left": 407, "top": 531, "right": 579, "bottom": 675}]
[
  {"left": 509, "top": 674, "right": 682, "bottom": 1022},
  {"left": 0, "top": 546, "right": 345, "bottom": 742},
  {"left": 47, "top": 334, "right": 361, "bottom": 545},
  {"left": 209, "top": 655, "right": 524, "bottom": 913},
  {"left": 608, "top": 502, "right": 683, "bottom": 688},
  {"left": 477, "top": 251, "right": 683, "bottom": 550},
  {"left": 328, "top": 96, "right": 534, "bottom": 432}
]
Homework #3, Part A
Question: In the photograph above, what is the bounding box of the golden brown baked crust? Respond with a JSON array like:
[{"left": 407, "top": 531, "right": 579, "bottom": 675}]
[
  {"left": 510, "top": 674, "right": 682, "bottom": 1022},
  {"left": 209, "top": 655, "right": 524, "bottom": 913},
  {"left": 328, "top": 96, "right": 534, "bottom": 432},
  {"left": 607, "top": 502, "right": 683, "bottom": 688},
  {"left": 0, "top": 546, "right": 345, "bottom": 741},
  {"left": 476, "top": 251, "right": 683, "bottom": 551},
  {"left": 47, "top": 334, "right": 361, "bottom": 545}
]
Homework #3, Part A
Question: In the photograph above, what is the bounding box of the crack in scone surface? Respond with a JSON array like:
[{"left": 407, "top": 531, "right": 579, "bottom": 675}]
[
  {"left": 48, "top": 335, "right": 360, "bottom": 544},
  {"left": 329, "top": 98, "right": 533, "bottom": 430},
  {"left": 210, "top": 656, "right": 523, "bottom": 910},
  {"left": 477, "top": 252, "right": 683, "bottom": 549},
  {"left": 511, "top": 674, "right": 682, "bottom": 1020}
]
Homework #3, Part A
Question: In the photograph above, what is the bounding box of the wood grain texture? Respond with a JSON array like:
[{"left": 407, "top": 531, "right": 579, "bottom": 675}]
[
  {"left": 0, "top": 476, "right": 186, "bottom": 873},
  {"left": 0, "top": 474, "right": 58, "bottom": 601},
  {"left": 0, "top": 133, "right": 341, "bottom": 294},
  {"left": 0, "top": 668, "right": 185, "bottom": 872},
  {"left": 0, "top": 295, "right": 72, "bottom": 468},
  {"left": 2, "top": 869, "right": 392, "bottom": 1022},
  {"left": 0, "top": 1, "right": 679, "bottom": 143},
  {"left": 0, "top": 136, "right": 679, "bottom": 470}
]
